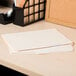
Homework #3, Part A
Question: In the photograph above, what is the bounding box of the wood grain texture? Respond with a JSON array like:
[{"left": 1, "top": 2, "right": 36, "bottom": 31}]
[{"left": 45, "top": 0, "right": 76, "bottom": 28}]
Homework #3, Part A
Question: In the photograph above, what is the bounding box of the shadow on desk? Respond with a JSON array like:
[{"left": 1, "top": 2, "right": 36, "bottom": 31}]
[{"left": 0, "top": 65, "right": 28, "bottom": 76}]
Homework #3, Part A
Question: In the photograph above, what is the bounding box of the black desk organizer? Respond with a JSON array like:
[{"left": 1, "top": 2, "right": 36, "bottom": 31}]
[{"left": 13, "top": 0, "right": 46, "bottom": 26}]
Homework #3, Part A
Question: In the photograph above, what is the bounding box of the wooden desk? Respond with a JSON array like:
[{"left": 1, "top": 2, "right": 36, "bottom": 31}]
[{"left": 0, "top": 21, "right": 76, "bottom": 76}]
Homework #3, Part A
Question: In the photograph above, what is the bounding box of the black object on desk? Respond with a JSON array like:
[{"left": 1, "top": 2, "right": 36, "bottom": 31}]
[
  {"left": 0, "top": 2, "right": 15, "bottom": 25},
  {"left": 0, "top": 12, "right": 14, "bottom": 25},
  {"left": 0, "top": 65, "right": 28, "bottom": 76},
  {"left": 0, "top": 0, "right": 46, "bottom": 26}
]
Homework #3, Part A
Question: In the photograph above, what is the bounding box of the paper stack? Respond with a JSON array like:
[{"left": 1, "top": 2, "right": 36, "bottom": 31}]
[{"left": 1, "top": 29, "right": 74, "bottom": 54}]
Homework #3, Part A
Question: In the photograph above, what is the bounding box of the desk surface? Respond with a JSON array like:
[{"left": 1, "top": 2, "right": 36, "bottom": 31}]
[{"left": 0, "top": 21, "right": 76, "bottom": 76}]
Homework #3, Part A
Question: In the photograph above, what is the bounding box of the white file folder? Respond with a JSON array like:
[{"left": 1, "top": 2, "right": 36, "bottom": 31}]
[{"left": 1, "top": 29, "right": 74, "bottom": 54}]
